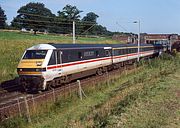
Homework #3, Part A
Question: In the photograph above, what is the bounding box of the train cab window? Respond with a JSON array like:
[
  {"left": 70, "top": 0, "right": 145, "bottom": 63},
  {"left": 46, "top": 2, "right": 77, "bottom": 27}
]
[
  {"left": 48, "top": 51, "right": 56, "bottom": 65},
  {"left": 23, "top": 50, "right": 47, "bottom": 59}
]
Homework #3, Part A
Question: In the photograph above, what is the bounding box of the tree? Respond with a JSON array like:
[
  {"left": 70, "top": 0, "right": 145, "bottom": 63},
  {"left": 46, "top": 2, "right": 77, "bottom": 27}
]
[
  {"left": 80, "top": 12, "right": 99, "bottom": 35},
  {"left": 0, "top": 6, "right": 7, "bottom": 29},
  {"left": 55, "top": 4, "right": 83, "bottom": 34},
  {"left": 62, "top": 4, "right": 82, "bottom": 20},
  {"left": 82, "top": 12, "right": 99, "bottom": 23},
  {"left": 11, "top": 2, "right": 55, "bottom": 34},
  {"left": 57, "top": 11, "right": 67, "bottom": 19}
]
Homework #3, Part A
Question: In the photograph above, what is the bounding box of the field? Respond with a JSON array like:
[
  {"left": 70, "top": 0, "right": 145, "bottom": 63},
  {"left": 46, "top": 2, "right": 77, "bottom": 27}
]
[
  {"left": 0, "top": 31, "right": 179, "bottom": 128},
  {"left": 0, "top": 31, "right": 118, "bottom": 83}
]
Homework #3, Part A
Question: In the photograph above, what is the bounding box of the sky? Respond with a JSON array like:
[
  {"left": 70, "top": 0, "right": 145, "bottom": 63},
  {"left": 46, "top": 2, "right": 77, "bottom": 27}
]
[{"left": 1, "top": 0, "right": 180, "bottom": 34}]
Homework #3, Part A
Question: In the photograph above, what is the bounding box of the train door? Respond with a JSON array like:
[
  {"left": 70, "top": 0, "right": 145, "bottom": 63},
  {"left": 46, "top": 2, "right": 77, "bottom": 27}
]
[
  {"left": 104, "top": 48, "right": 112, "bottom": 65},
  {"left": 110, "top": 49, "right": 114, "bottom": 64},
  {"left": 57, "top": 50, "right": 63, "bottom": 76}
]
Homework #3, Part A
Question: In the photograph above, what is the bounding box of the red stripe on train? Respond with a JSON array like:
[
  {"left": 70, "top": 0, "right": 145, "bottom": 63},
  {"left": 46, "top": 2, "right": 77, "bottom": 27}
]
[
  {"left": 47, "top": 57, "right": 111, "bottom": 69},
  {"left": 47, "top": 51, "right": 154, "bottom": 70}
]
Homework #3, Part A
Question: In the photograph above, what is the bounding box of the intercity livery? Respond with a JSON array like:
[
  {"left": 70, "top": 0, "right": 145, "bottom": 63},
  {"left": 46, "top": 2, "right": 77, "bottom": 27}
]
[{"left": 17, "top": 43, "right": 163, "bottom": 91}]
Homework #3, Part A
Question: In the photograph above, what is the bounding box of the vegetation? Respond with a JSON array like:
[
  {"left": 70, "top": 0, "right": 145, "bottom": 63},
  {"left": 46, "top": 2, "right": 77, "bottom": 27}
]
[
  {"left": 11, "top": 2, "right": 55, "bottom": 35},
  {"left": 1, "top": 53, "right": 179, "bottom": 128},
  {"left": 0, "top": 6, "right": 7, "bottom": 29},
  {"left": 0, "top": 31, "right": 119, "bottom": 83},
  {"left": 10, "top": 2, "right": 114, "bottom": 36},
  {"left": 95, "top": 54, "right": 180, "bottom": 128}
]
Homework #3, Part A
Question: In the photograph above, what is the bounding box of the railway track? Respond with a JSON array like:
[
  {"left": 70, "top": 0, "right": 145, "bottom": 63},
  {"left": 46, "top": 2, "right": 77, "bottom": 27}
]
[
  {"left": 0, "top": 92, "right": 26, "bottom": 106},
  {"left": 0, "top": 64, "right": 135, "bottom": 105},
  {"left": 0, "top": 78, "right": 27, "bottom": 106},
  {"left": 0, "top": 64, "right": 135, "bottom": 121}
]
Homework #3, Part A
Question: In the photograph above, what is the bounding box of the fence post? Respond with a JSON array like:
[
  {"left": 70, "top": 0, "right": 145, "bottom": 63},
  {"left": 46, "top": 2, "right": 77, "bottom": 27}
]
[
  {"left": 106, "top": 72, "right": 110, "bottom": 87},
  {"left": 125, "top": 65, "right": 127, "bottom": 75},
  {"left": 77, "top": 80, "right": 87, "bottom": 100},
  {"left": 31, "top": 95, "right": 35, "bottom": 113},
  {"left": 77, "top": 80, "right": 82, "bottom": 100},
  {"left": 64, "top": 85, "right": 66, "bottom": 99},
  {"left": 17, "top": 98, "right": 22, "bottom": 117},
  {"left": 69, "top": 84, "right": 71, "bottom": 97},
  {"left": 24, "top": 96, "right": 31, "bottom": 123},
  {"left": 134, "top": 63, "right": 137, "bottom": 74},
  {"left": 53, "top": 88, "right": 56, "bottom": 103}
]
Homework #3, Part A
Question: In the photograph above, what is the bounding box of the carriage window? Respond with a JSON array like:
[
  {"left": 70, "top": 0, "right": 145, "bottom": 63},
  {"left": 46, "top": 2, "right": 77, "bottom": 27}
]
[
  {"left": 96, "top": 51, "right": 99, "bottom": 57},
  {"left": 127, "top": 49, "right": 130, "bottom": 54},
  {"left": 105, "top": 50, "right": 110, "bottom": 56},
  {"left": 78, "top": 52, "right": 82, "bottom": 59},
  {"left": 68, "top": 54, "right": 71, "bottom": 60},
  {"left": 121, "top": 49, "right": 125, "bottom": 54},
  {"left": 57, "top": 51, "right": 62, "bottom": 64},
  {"left": 84, "top": 51, "right": 95, "bottom": 57}
]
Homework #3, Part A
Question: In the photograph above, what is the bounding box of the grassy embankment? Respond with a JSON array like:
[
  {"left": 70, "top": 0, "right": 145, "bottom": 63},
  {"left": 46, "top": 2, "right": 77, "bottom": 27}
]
[
  {"left": 0, "top": 31, "right": 118, "bottom": 83},
  {"left": 1, "top": 54, "right": 179, "bottom": 128}
]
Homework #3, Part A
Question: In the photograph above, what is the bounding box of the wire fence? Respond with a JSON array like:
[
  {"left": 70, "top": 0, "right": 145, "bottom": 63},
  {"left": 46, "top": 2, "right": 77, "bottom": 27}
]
[
  {"left": 0, "top": 73, "right": 108, "bottom": 122},
  {"left": 0, "top": 65, "right": 135, "bottom": 122}
]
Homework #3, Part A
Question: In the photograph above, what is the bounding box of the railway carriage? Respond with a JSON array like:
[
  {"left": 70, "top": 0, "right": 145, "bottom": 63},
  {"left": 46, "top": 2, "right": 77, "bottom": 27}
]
[{"left": 17, "top": 43, "right": 163, "bottom": 91}]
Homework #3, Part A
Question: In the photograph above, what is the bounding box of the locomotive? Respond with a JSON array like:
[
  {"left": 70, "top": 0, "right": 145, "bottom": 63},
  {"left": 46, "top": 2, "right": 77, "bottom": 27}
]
[{"left": 17, "top": 43, "right": 163, "bottom": 91}]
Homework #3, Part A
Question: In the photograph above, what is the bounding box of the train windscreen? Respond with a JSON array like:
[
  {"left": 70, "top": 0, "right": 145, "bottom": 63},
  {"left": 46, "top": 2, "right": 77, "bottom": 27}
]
[{"left": 23, "top": 50, "right": 47, "bottom": 59}]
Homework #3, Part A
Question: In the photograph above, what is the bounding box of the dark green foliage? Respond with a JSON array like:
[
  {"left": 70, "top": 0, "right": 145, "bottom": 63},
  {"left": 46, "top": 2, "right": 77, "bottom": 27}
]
[
  {"left": 10, "top": 2, "right": 115, "bottom": 36},
  {"left": 0, "top": 117, "right": 26, "bottom": 128},
  {"left": 0, "top": 6, "right": 7, "bottom": 29},
  {"left": 82, "top": 12, "right": 99, "bottom": 23},
  {"left": 61, "top": 4, "right": 82, "bottom": 20},
  {"left": 54, "top": 4, "right": 83, "bottom": 34},
  {"left": 11, "top": 2, "right": 55, "bottom": 34},
  {"left": 112, "top": 92, "right": 139, "bottom": 115}
]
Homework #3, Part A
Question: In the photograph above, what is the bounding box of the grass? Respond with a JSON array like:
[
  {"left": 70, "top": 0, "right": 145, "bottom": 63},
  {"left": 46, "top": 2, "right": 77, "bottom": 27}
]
[
  {"left": 88, "top": 54, "right": 180, "bottom": 128},
  {"left": 0, "top": 31, "right": 118, "bottom": 83},
  {"left": 1, "top": 53, "right": 179, "bottom": 128},
  {"left": 105, "top": 65, "right": 180, "bottom": 128},
  {"left": 0, "top": 31, "right": 179, "bottom": 127}
]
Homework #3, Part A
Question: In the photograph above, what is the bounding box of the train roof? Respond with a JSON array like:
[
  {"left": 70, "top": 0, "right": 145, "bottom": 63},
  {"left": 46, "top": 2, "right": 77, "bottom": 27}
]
[
  {"left": 50, "top": 43, "right": 155, "bottom": 48},
  {"left": 27, "top": 43, "right": 157, "bottom": 50},
  {"left": 50, "top": 43, "right": 111, "bottom": 48}
]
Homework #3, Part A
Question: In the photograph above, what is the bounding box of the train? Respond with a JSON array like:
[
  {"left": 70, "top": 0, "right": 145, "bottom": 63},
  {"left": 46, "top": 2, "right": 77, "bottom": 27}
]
[{"left": 17, "top": 43, "right": 163, "bottom": 91}]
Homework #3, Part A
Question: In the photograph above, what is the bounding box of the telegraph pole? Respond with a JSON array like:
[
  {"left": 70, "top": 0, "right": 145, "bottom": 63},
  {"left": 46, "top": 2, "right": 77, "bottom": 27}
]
[
  {"left": 138, "top": 20, "right": 140, "bottom": 62},
  {"left": 73, "top": 21, "right": 76, "bottom": 44},
  {"left": 134, "top": 20, "right": 141, "bottom": 62}
]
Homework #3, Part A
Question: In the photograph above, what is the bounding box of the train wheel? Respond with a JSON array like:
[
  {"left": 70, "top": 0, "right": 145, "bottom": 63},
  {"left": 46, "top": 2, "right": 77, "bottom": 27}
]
[
  {"left": 61, "top": 76, "right": 69, "bottom": 84},
  {"left": 46, "top": 81, "right": 54, "bottom": 90},
  {"left": 96, "top": 68, "right": 104, "bottom": 76}
]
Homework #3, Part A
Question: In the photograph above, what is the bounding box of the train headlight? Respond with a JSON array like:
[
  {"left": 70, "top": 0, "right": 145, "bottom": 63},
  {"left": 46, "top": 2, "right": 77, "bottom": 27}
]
[
  {"left": 36, "top": 68, "right": 40, "bottom": 72},
  {"left": 17, "top": 68, "right": 23, "bottom": 71}
]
